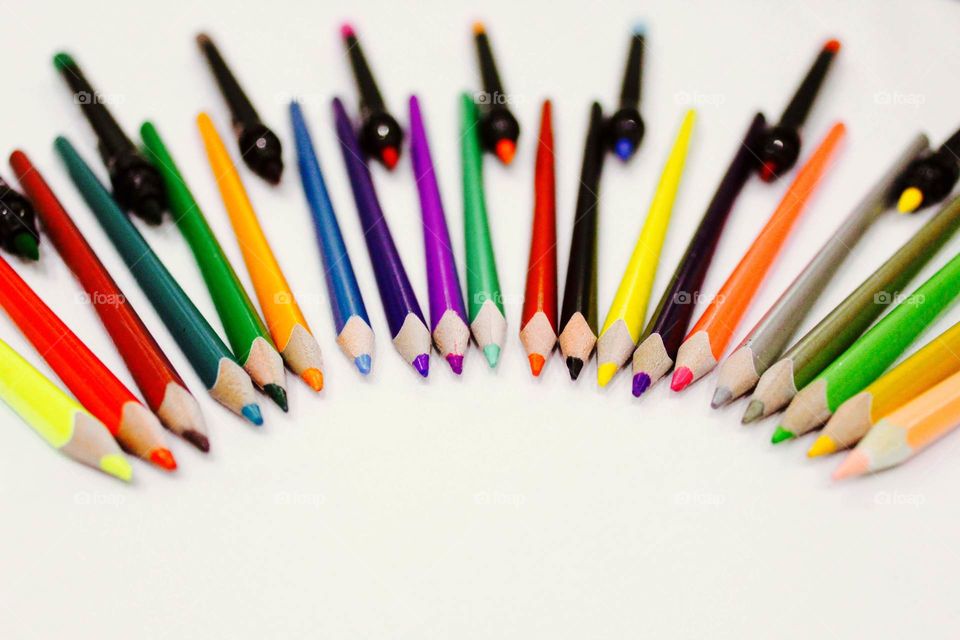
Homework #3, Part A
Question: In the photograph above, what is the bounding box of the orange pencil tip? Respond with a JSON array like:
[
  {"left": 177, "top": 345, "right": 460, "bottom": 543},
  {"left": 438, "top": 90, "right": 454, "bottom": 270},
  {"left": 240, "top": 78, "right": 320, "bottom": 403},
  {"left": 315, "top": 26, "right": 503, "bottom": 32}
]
[
  {"left": 528, "top": 354, "right": 546, "bottom": 377},
  {"left": 301, "top": 368, "right": 324, "bottom": 392},
  {"left": 381, "top": 146, "right": 399, "bottom": 169},
  {"left": 472, "top": 21, "right": 486, "bottom": 35},
  {"left": 149, "top": 448, "right": 178, "bottom": 471},
  {"left": 824, "top": 39, "right": 841, "bottom": 53},
  {"left": 495, "top": 139, "right": 516, "bottom": 164}
]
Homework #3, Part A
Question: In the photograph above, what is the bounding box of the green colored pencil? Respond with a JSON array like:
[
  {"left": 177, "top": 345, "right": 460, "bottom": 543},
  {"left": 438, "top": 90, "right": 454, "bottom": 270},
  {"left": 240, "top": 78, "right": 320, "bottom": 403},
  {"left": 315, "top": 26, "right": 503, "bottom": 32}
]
[
  {"left": 54, "top": 135, "right": 263, "bottom": 426},
  {"left": 460, "top": 92, "right": 506, "bottom": 368},
  {"left": 774, "top": 246, "right": 960, "bottom": 442},
  {"left": 140, "top": 121, "right": 287, "bottom": 411}
]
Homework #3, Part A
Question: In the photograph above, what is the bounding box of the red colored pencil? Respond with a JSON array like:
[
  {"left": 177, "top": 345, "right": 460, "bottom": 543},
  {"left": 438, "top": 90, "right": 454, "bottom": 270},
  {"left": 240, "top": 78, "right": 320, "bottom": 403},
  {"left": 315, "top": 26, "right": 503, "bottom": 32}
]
[
  {"left": 0, "top": 255, "right": 176, "bottom": 470},
  {"left": 11, "top": 150, "right": 208, "bottom": 452},
  {"left": 519, "top": 100, "right": 558, "bottom": 376}
]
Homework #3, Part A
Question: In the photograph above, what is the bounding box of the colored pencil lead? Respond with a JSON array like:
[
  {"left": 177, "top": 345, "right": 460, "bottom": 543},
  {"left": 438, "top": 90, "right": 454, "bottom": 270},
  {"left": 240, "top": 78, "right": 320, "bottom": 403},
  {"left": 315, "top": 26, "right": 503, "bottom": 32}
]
[
  {"left": 756, "top": 40, "right": 840, "bottom": 182},
  {"left": 242, "top": 404, "right": 264, "bottom": 426},
  {"left": 893, "top": 126, "right": 960, "bottom": 213},
  {"left": 806, "top": 435, "right": 837, "bottom": 458},
  {"left": 53, "top": 52, "right": 167, "bottom": 224},
  {"left": 771, "top": 426, "right": 795, "bottom": 444},
  {"left": 0, "top": 174, "right": 40, "bottom": 260},
  {"left": 606, "top": 24, "right": 645, "bottom": 161},
  {"left": 341, "top": 24, "right": 404, "bottom": 169},
  {"left": 473, "top": 22, "right": 520, "bottom": 164},
  {"left": 196, "top": 34, "right": 283, "bottom": 184}
]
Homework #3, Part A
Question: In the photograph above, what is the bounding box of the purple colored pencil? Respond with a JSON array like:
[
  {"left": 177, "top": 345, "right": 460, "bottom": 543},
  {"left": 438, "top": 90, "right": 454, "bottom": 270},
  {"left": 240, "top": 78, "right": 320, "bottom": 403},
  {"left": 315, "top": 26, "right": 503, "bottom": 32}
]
[
  {"left": 408, "top": 95, "right": 471, "bottom": 375},
  {"left": 332, "top": 97, "right": 432, "bottom": 377}
]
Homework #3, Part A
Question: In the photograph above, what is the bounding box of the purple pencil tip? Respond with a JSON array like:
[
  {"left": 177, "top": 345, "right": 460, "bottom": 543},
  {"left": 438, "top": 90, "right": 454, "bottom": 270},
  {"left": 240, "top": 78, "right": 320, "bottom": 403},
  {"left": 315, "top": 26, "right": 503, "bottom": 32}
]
[
  {"left": 632, "top": 373, "right": 651, "bottom": 397},
  {"left": 413, "top": 353, "right": 430, "bottom": 378},
  {"left": 446, "top": 354, "right": 464, "bottom": 375}
]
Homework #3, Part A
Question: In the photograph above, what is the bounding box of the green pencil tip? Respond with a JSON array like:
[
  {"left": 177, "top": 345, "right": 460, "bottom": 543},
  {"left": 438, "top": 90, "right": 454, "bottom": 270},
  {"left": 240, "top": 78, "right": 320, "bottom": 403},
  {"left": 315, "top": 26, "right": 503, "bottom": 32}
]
[
  {"left": 771, "top": 426, "right": 796, "bottom": 444},
  {"left": 53, "top": 52, "right": 75, "bottom": 70},
  {"left": 263, "top": 384, "right": 288, "bottom": 412},
  {"left": 13, "top": 233, "right": 39, "bottom": 260},
  {"left": 483, "top": 344, "right": 501, "bottom": 368}
]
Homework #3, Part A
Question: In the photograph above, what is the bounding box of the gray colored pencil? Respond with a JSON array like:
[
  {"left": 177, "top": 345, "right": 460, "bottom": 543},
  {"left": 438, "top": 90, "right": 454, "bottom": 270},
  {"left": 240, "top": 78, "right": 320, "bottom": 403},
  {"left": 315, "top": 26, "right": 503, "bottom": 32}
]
[{"left": 712, "top": 134, "right": 930, "bottom": 408}]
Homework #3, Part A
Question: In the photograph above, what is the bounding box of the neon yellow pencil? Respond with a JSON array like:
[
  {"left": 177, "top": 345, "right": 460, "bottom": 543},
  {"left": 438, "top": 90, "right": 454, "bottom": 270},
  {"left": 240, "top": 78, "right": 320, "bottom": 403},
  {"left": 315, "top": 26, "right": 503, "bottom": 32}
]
[
  {"left": 597, "top": 109, "right": 696, "bottom": 387},
  {"left": 0, "top": 337, "right": 132, "bottom": 482}
]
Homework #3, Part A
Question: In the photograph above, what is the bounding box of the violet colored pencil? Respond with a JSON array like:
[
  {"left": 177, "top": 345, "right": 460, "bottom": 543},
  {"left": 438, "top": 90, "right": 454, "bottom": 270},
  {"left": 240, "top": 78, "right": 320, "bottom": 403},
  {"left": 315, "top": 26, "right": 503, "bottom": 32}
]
[
  {"left": 332, "top": 97, "right": 431, "bottom": 377},
  {"left": 408, "top": 95, "right": 470, "bottom": 374}
]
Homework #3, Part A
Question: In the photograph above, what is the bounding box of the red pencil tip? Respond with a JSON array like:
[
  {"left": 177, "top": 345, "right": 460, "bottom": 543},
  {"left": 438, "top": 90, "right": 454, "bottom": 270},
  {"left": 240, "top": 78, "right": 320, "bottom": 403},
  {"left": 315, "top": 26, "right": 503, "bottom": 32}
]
[
  {"left": 824, "top": 39, "right": 841, "bottom": 53},
  {"left": 495, "top": 139, "right": 516, "bottom": 165},
  {"left": 149, "top": 448, "right": 178, "bottom": 471},
  {"left": 340, "top": 23, "right": 356, "bottom": 39},
  {"left": 528, "top": 354, "right": 545, "bottom": 377},
  {"left": 381, "top": 146, "right": 399, "bottom": 169},
  {"left": 760, "top": 160, "right": 778, "bottom": 182},
  {"left": 670, "top": 367, "right": 694, "bottom": 392}
]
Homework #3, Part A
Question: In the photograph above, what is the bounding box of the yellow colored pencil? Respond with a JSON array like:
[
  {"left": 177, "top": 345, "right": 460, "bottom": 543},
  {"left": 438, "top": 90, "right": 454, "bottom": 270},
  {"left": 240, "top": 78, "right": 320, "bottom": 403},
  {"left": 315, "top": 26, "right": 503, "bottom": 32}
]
[
  {"left": 597, "top": 109, "right": 696, "bottom": 387},
  {"left": 197, "top": 112, "right": 324, "bottom": 394},
  {"left": 834, "top": 368, "right": 960, "bottom": 479},
  {"left": 810, "top": 320, "right": 960, "bottom": 457},
  {"left": 0, "top": 337, "right": 132, "bottom": 482}
]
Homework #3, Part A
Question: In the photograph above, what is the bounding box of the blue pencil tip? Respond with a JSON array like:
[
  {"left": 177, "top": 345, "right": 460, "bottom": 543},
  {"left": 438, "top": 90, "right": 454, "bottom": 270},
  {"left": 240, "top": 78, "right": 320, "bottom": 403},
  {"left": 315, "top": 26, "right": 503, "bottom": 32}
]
[
  {"left": 241, "top": 403, "right": 264, "bottom": 426},
  {"left": 354, "top": 354, "right": 372, "bottom": 375},
  {"left": 632, "top": 373, "right": 651, "bottom": 397},
  {"left": 614, "top": 138, "right": 635, "bottom": 161},
  {"left": 633, "top": 22, "right": 647, "bottom": 36},
  {"left": 413, "top": 353, "right": 430, "bottom": 377}
]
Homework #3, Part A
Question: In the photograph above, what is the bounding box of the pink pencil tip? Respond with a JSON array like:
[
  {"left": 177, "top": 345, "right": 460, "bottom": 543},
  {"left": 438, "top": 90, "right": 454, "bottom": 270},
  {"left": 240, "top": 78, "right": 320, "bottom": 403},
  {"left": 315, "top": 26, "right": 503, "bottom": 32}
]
[
  {"left": 340, "top": 23, "right": 356, "bottom": 38},
  {"left": 832, "top": 451, "right": 869, "bottom": 480},
  {"left": 446, "top": 354, "right": 464, "bottom": 375},
  {"left": 670, "top": 367, "right": 693, "bottom": 392}
]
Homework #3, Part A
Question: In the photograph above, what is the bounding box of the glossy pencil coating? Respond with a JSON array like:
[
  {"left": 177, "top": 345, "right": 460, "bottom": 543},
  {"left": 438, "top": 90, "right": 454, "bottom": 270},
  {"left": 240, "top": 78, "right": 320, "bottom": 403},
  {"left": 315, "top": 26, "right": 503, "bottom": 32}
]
[
  {"left": 0, "top": 253, "right": 174, "bottom": 470},
  {"left": 290, "top": 101, "right": 375, "bottom": 375},
  {"left": 775, "top": 248, "right": 960, "bottom": 442},
  {"left": 55, "top": 137, "right": 263, "bottom": 426},
  {"left": 460, "top": 92, "right": 507, "bottom": 368},
  {"left": 630, "top": 113, "right": 766, "bottom": 397},
  {"left": 712, "top": 133, "right": 930, "bottom": 407},
  {"left": 11, "top": 150, "right": 209, "bottom": 451},
  {"left": 0, "top": 337, "right": 132, "bottom": 481},
  {"left": 197, "top": 113, "right": 322, "bottom": 401},
  {"left": 813, "top": 320, "right": 960, "bottom": 457},
  {"left": 332, "top": 97, "right": 431, "bottom": 376},
  {"left": 597, "top": 109, "right": 695, "bottom": 387},
  {"left": 834, "top": 369, "right": 960, "bottom": 479},
  {"left": 559, "top": 102, "right": 606, "bottom": 380},
  {"left": 671, "top": 122, "right": 845, "bottom": 392},
  {"left": 520, "top": 100, "right": 558, "bottom": 377},
  {"left": 746, "top": 193, "right": 960, "bottom": 423},
  {"left": 409, "top": 95, "right": 470, "bottom": 374}
]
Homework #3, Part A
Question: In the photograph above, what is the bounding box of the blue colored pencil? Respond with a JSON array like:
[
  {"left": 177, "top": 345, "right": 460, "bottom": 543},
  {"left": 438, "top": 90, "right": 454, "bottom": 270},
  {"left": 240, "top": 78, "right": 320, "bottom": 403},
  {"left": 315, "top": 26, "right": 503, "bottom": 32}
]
[
  {"left": 332, "top": 97, "right": 431, "bottom": 377},
  {"left": 290, "top": 101, "right": 375, "bottom": 375}
]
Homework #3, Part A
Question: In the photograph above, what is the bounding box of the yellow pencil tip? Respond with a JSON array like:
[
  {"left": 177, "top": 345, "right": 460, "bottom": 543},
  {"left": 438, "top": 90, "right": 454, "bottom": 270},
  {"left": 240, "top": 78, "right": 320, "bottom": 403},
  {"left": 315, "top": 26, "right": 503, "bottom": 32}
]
[
  {"left": 301, "top": 368, "right": 324, "bottom": 392},
  {"left": 807, "top": 435, "right": 838, "bottom": 458},
  {"left": 99, "top": 454, "right": 133, "bottom": 482},
  {"left": 897, "top": 187, "right": 923, "bottom": 213},
  {"left": 597, "top": 363, "right": 617, "bottom": 387}
]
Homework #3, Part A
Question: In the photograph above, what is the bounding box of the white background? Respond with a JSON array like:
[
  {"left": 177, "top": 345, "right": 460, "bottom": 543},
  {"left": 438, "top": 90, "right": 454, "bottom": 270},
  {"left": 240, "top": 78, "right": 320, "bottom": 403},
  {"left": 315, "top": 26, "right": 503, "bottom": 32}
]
[{"left": 2, "top": 0, "right": 959, "bottom": 637}]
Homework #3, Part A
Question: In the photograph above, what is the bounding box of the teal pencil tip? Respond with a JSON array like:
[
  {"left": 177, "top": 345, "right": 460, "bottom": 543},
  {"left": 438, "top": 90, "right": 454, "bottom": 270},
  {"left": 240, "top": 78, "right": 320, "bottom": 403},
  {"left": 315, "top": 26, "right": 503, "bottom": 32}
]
[
  {"left": 354, "top": 354, "right": 372, "bottom": 375},
  {"left": 264, "top": 384, "right": 289, "bottom": 412},
  {"left": 771, "top": 426, "right": 796, "bottom": 444},
  {"left": 483, "top": 344, "right": 501, "bottom": 368},
  {"left": 241, "top": 404, "right": 264, "bottom": 426}
]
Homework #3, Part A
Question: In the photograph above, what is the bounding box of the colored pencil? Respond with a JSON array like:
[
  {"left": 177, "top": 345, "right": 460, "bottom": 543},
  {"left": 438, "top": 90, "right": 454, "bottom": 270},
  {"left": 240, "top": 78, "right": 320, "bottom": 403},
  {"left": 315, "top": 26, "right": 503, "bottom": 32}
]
[
  {"left": 894, "top": 125, "right": 960, "bottom": 213},
  {"left": 289, "top": 101, "right": 375, "bottom": 375},
  {"left": 774, "top": 248, "right": 960, "bottom": 443},
  {"left": 0, "top": 173, "right": 40, "bottom": 260},
  {"left": 745, "top": 193, "right": 960, "bottom": 423},
  {"left": 409, "top": 95, "right": 470, "bottom": 374},
  {"left": 0, "top": 254, "right": 175, "bottom": 470},
  {"left": 472, "top": 22, "right": 520, "bottom": 165},
  {"left": 143, "top": 120, "right": 305, "bottom": 404},
  {"left": 756, "top": 40, "right": 840, "bottom": 182},
  {"left": 460, "top": 93, "right": 507, "bottom": 368},
  {"left": 11, "top": 150, "right": 209, "bottom": 452},
  {"left": 196, "top": 34, "right": 283, "bottom": 184},
  {"left": 833, "top": 368, "right": 960, "bottom": 479},
  {"left": 631, "top": 113, "right": 767, "bottom": 397},
  {"left": 198, "top": 113, "right": 324, "bottom": 403},
  {"left": 712, "top": 134, "right": 930, "bottom": 408},
  {"left": 52, "top": 52, "right": 166, "bottom": 224},
  {"left": 340, "top": 23, "right": 403, "bottom": 170},
  {"left": 605, "top": 25, "right": 646, "bottom": 162},
  {"left": 0, "top": 337, "right": 132, "bottom": 482},
  {"left": 559, "top": 101, "right": 606, "bottom": 380},
  {"left": 332, "top": 97, "right": 431, "bottom": 376},
  {"left": 55, "top": 136, "right": 263, "bottom": 426},
  {"left": 812, "top": 319, "right": 960, "bottom": 457},
  {"left": 597, "top": 109, "right": 696, "bottom": 387},
  {"left": 520, "top": 100, "right": 558, "bottom": 377},
  {"left": 671, "top": 123, "right": 845, "bottom": 392}
]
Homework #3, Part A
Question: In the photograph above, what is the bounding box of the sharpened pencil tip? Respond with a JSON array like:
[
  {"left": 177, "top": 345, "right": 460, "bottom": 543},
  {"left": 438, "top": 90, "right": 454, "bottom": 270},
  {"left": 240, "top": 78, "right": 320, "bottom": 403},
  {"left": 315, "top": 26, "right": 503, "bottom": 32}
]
[
  {"left": 241, "top": 403, "right": 264, "bottom": 426},
  {"left": 483, "top": 344, "right": 501, "bottom": 368},
  {"left": 99, "top": 454, "right": 133, "bottom": 482},
  {"left": 446, "top": 354, "right": 464, "bottom": 375},
  {"left": 354, "top": 354, "right": 372, "bottom": 375},
  {"left": 711, "top": 386, "right": 733, "bottom": 409},
  {"left": 264, "top": 384, "right": 289, "bottom": 412},
  {"left": 824, "top": 39, "right": 841, "bottom": 53},
  {"left": 597, "top": 363, "right": 617, "bottom": 387},
  {"left": 832, "top": 450, "right": 868, "bottom": 480},
  {"left": 807, "top": 435, "right": 837, "bottom": 458},
  {"left": 566, "top": 357, "right": 584, "bottom": 380},
  {"left": 670, "top": 367, "right": 693, "bottom": 392},
  {"left": 742, "top": 400, "right": 765, "bottom": 424},
  {"left": 149, "top": 448, "right": 177, "bottom": 471},
  {"left": 528, "top": 353, "right": 545, "bottom": 377},
  {"left": 381, "top": 146, "right": 399, "bottom": 169},
  {"left": 614, "top": 138, "right": 635, "bottom": 161},
  {"left": 632, "top": 372, "right": 651, "bottom": 397},
  {"left": 494, "top": 139, "right": 516, "bottom": 165},
  {"left": 771, "top": 426, "right": 796, "bottom": 444},
  {"left": 301, "top": 368, "right": 324, "bottom": 392},
  {"left": 183, "top": 430, "right": 211, "bottom": 453},
  {"left": 897, "top": 187, "right": 923, "bottom": 213},
  {"left": 472, "top": 21, "right": 486, "bottom": 35},
  {"left": 413, "top": 353, "right": 430, "bottom": 377}
]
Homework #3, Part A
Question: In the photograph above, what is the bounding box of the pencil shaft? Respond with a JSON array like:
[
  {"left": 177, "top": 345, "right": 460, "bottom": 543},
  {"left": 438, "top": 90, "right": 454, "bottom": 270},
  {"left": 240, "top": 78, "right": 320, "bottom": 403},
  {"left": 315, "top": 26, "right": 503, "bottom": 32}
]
[
  {"left": 619, "top": 31, "right": 644, "bottom": 108},
  {"left": 197, "top": 35, "right": 259, "bottom": 126},
  {"left": 781, "top": 44, "right": 838, "bottom": 129},
  {"left": 522, "top": 100, "right": 558, "bottom": 329},
  {"left": 54, "top": 55, "right": 131, "bottom": 155},
  {"left": 343, "top": 32, "right": 385, "bottom": 113}
]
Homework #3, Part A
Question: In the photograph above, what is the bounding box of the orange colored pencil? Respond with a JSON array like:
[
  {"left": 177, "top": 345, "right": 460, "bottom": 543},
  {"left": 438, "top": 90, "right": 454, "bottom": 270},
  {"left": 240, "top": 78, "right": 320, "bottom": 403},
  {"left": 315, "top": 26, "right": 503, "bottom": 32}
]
[{"left": 671, "top": 122, "right": 845, "bottom": 391}]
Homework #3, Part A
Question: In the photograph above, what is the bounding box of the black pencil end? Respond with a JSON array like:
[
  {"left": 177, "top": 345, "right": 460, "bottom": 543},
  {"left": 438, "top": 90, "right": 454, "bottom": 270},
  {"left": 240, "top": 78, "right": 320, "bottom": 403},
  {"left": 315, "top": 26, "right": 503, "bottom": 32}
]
[{"left": 566, "top": 357, "right": 584, "bottom": 381}]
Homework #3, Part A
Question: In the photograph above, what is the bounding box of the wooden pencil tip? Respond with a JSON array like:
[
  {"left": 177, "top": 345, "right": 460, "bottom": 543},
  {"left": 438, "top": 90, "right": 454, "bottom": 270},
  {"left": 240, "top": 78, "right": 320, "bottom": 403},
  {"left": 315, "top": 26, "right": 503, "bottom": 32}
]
[{"left": 472, "top": 21, "right": 486, "bottom": 35}]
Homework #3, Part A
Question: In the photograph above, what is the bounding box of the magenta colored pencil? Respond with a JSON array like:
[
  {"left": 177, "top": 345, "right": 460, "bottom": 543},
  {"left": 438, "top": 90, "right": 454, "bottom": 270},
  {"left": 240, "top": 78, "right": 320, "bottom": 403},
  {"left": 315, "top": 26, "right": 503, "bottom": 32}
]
[{"left": 408, "top": 95, "right": 470, "bottom": 374}]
